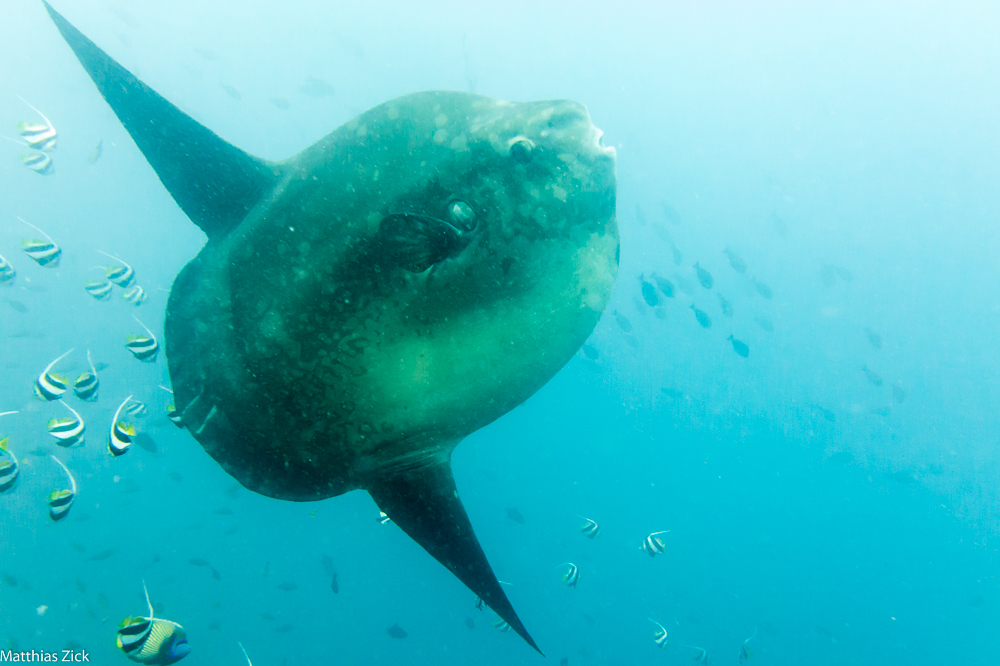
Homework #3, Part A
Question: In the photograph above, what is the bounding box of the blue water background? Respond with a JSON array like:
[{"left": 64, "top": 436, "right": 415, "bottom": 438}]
[{"left": 1, "top": 1, "right": 998, "bottom": 664}]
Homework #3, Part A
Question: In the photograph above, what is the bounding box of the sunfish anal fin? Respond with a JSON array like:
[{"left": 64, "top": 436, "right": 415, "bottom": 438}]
[
  {"left": 367, "top": 463, "right": 542, "bottom": 655},
  {"left": 41, "top": 1, "right": 280, "bottom": 239}
]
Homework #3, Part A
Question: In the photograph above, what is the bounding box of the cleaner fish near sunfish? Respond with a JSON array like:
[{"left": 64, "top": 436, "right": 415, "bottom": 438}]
[{"left": 43, "top": 2, "right": 619, "bottom": 653}]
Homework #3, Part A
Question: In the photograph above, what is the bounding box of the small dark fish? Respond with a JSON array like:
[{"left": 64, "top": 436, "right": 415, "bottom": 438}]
[
  {"left": 321, "top": 555, "right": 336, "bottom": 577},
  {"left": 87, "top": 140, "right": 103, "bottom": 164},
  {"left": 506, "top": 507, "right": 525, "bottom": 524},
  {"left": 865, "top": 327, "right": 883, "bottom": 349},
  {"left": 70, "top": 542, "right": 86, "bottom": 553},
  {"left": 224, "top": 483, "right": 242, "bottom": 499},
  {"left": 717, "top": 293, "right": 733, "bottom": 317},
  {"left": 892, "top": 383, "right": 906, "bottom": 403},
  {"left": 299, "top": 76, "right": 335, "bottom": 97},
  {"left": 1, "top": 573, "right": 17, "bottom": 587},
  {"left": 670, "top": 244, "right": 683, "bottom": 265},
  {"left": 330, "top": 572, "right": 338, "bottom": 594},
  {"left": 386, "top": 623, "right": 408, "bottom": 639},
  {"left": 6, "top": 299, "right": 28, "bottom": 313},
  {"left": 753, "top": 278, "right": 773, "bottom": 299},
  {"left": 263, "top": 561, "right": 270, "bottom": 578},
  {"left": 581, "top": 344, "right": 599, "bottom": 360},
  {"left": 820, "top": 264, "right": 837, "bottom": 288},
  {"left": 214, "top": 507, "right": 234, "bottom": 515},
  {"left": 723, "top": 248, "right": 747, "bottom": 274},
  {"left": 862, "top": 365, "right": 883, "bottom": 387},
  {"left": 694, "top": 262, "right": 713, "bottom": 289},
  {"left": 274, "top": 624, "right": 294, "bottom": 633},
  {"left": 660, "top": 202, "right": 680, "bottom": 225},
  {"left": 270, "top": 97, "right": 290, "bottom": 109},
  {"left": 207, "top": 621, "right": 222, "bottom": 632},
  {"left": 634, "top": 205, "right": 648, "bottom": 226},
  {"left": 690, "top": 304, "right": 711, "bottom": 328},
  {"left": 220, "top": 84, "right": 242, "bottom": 100},
  {"left": 651, "top": 273, "right": 674, "bottom": 298},
  {"left": 169, "top": 472, "right": 183, "bottom": 482},
  {"left": 770, "top": 211, "right": 788, "bottom": 237},
  {"left": 210, "top": 567, "right": 222, "bottom": 580},
  {"left": 834, "top": 266, "right": 853, "bottom": 282},
  {"left": 728, "top": 335, "right": 749, "bottom": 358},
  {"left": 259, "top": 612, "right": 275, "bottom": 621},
  {"left": 133, "top": 433, "right": 158, "bottom": 454},
  {"left": 640, "top": 276, "right": 658, "bottom": 306},
  {"left": 188, "top": 558, "right": 210, "bottom": 567},
  {"left": 87, "top": 549, "right": 117, "bottom": 562},
  {"left": 94, "top": 362, "right": 110, "bottom": 372},
  {"left": 277, "top": 582, "right": 297, "bottom": 592},
  {"left": 463, "top": 616, "right": 475, "bottom": 630},
  {"left": 560, "top": 659, "right": 569, "bottom": 666},
  {"left": 614, "top": 311, "right": 632, "bottom": 333},
  {"left": 674, "top": 273, "right": 695, "bottom": 296},
  {"left": 755, "top": 317, "right": 774, "bottom": 333},
  {"left": 812, "top": 405, "right": 836, "bottom": 423}
]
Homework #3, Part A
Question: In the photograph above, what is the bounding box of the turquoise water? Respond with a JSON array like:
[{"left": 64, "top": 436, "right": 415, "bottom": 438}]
[{"left": 2, "top": 1, "right": 999, "bottom": 664}]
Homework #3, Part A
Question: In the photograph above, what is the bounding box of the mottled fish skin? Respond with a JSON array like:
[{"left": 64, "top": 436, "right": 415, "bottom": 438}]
[{"left": 46, "top": 5, "right": 618, "bottom": 653}]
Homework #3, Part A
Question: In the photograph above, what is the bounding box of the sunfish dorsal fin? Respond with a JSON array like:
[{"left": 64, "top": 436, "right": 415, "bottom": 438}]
[
  {"left": 42, "top": 1, "right": 280, "bottom": 239},
  {"left": 367, "top": 462, "right": 542, "bottom": 655}
]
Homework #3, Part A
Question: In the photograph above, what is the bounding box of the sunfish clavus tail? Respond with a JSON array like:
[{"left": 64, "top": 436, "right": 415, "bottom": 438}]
[{"left": 43, "top": 1, "right": 619, "bottom": 655}]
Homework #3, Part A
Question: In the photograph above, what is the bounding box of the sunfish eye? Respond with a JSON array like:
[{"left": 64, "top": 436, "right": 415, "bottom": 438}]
[
  {"left": 447, "top": 200, "right": 476, "bottom": 230},
  {"left": 508, "top": 137, "right": 535, "bottom": 163}
]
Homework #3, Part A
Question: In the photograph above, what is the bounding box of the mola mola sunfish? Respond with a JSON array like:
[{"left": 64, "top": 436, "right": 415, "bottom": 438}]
[{"left": 43, "top": 2, "right": 618, "bottom": 652}]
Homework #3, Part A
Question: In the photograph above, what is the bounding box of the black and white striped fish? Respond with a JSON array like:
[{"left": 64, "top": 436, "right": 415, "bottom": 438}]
[
  {"left": 108, "top": 395, "right": 136, "bottom": 457},
  {"left": 559, "top": 563, "right": 579, "bottom": 588},
  {"left": 48, "top": 455, "right": 76, "bottom": 521},
  {"left": 34, "top": 349, "right": 74, "bottom": 401},
  {"left": 18, "top": 121, "right": 57, "bottom": 151},
  {"left": 377, "top": 511, "right": 391, "bottom": 524},
  {"left": 641, "top": 530, "right": 670, "bottom": 557},
  {"left": 20, "top": 151, "right": 53, "bottom": 175},
  {"left": 18, "top": 217, "right": 61, "bottom": 266},
  {"left": 47, "top": 401, "right": 85, "bottom": 447},
  {"left": 0, "top": 255, "right": 16, "bottom": 284},
  {"left": 124, "top": 401, "right": 148, "bottom": 418},
  {"left": 16, "top": 97, "right": 58, "bottom": 151},
  {"left": 84, "top": 279, "right": 112, "bottom": 300},
  {"left": 0, "top": 433, "right": 19, "bottom": 491},
  {"left": 159, "top": 386, "right": 184, "bottom": 428},
  {"left": 99, "top": 251, "right": 135, "bottom": 287},
  {"left": 74, "top": 350, "right": 100, "bottom": 401},
  {"left": 648, "top": 619, "right": 669, "bottom": 648},
  {"left": 116, "top": 582, "right": 190, "bottom": 665},
  {"left": 493, "top": 618, "right": 511, "bottom": 633},
  {"left": 126, "top": 316, "right": 158, "bottom": 362},
  {"left": 123, "top": 285, "right": 146, "bottom": 305},
  {"left": 579, "top": 516, "right": 601, "bottom": 539}
]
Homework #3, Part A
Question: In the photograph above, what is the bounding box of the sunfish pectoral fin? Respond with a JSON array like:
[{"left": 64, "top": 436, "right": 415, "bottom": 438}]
[
  {"left": 41, "top": 1, "right": 281, "bottom": 239},
  {"left": 367, "top": 462, "right": 542, "bottom": 655}
]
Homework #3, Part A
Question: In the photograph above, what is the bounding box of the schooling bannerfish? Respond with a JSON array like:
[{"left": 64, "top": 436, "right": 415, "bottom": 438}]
[
  {"left": 116, "top": 583, "right": 190, "bottom": 665},
  {"left": 641, "top": 530, "right": 670, "bottom": 557},
  {"left": 74, "top": 351, "right": 100, "bottom": 401},
  {"left": 559, "top": 563, "right": 579, "bottom": 587},
  {"left": 579, "top": 516, "right": 601, "bottom": 539},
  {"left": 0, "top": 256, "right": 15, "bottom": 284},
  {"left": 648, "top": 618, "right": 669, "bottom": 648},
  {"left": 34, "top": 349, "right": 74, "bottom": 401},
  {"left": 108, "top": 396, "right": 136, "bottom": 456},
  {"left": 0, "top": 433, "right": 19, "bottom": 491},
  {"left": 84, "top": 279, "right": 113, "bottom": 300},
  {"left": 48, "top": 456, "right": 76, "bottom": 521},
  {"left": 47, "top": 401, "right": 86, "bottom": 447},
  {"left": 126, "top": 316, "right": 159, "bottom": 362}
]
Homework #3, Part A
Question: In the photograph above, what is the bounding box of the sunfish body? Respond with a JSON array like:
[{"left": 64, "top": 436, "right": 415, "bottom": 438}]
[{"left": 44, "top": 1, "right": 618, "bottom": 653}]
